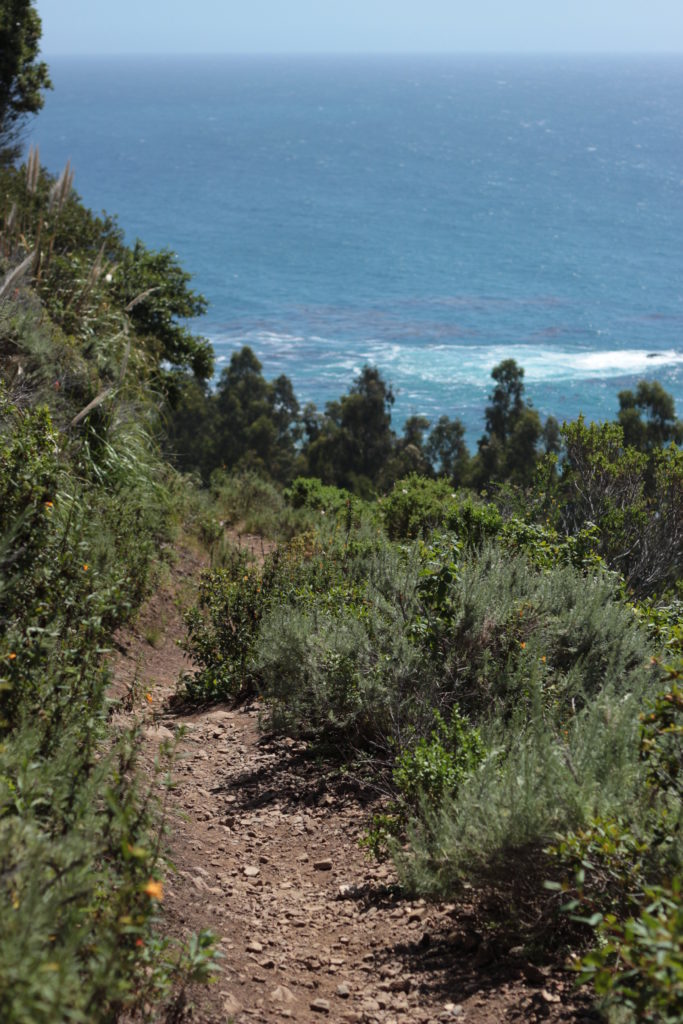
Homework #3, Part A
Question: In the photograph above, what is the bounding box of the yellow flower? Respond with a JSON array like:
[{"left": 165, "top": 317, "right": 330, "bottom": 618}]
[
  {"left": 541, "top": 655, "right": 546, "bottom": 663},
  {"left": 83, "top": 564, "right": 89, "bottom": 572},
  {"left": 44, "top": 501, "right": 53, "bottom": 510},
  {"left": 144, "top": 880, "right": 163, "bottom": 900},
  {"left": 145, "top": 693, "right": 153, "bottom": 704}
]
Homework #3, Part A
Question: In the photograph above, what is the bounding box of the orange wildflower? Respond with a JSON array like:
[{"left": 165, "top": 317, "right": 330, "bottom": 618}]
[
  {"left": 83, "top": 564, "right": 89, "bottom": 571},
  {"left": 143, "top": 880, "right": 163, "bottom": 901},
  {"left": 145, "top": 693, "right": 153, "bottom": 704},
  {"left": 9, "top": 653, "right": 16, "bottom": 660},
  {"left": 520, "top": 641, "right": 526, "bottom": 649}
]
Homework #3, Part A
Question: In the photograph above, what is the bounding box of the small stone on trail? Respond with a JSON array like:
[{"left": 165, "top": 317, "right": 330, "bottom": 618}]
[
  {"left": 269, "top": 985, "right": 296, "bottom": 1005},
  {"left": 221, "top": 992, "right": 242, "bottom": 1015},
  {"left": 243, "top": 865, "right": 260, "bottom": 877},
  {"left": 314, "top": 859, "right": 333, "bottom": 871},
  {"left": 523, "top": 962, "right": 548, "bottom": 986},
  {"left": 541, "top": 989, "right": 561, "bottom": 1004},
  {"left": 143, "top": 725, "right": 174, "bottom": 743},
  {"left": 310, "top": 998, "right": 331, "bottom": 1013},
  {"left": 336, "top": 983, "right": 351, "bottom": 998},
  {"left": 247, "top": 940, "right": 263, "bottom": 953}
]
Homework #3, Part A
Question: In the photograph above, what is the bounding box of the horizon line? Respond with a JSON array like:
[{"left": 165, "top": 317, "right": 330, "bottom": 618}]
[{"left": 42, "top": 49, "right": 683, "bottom": 59}]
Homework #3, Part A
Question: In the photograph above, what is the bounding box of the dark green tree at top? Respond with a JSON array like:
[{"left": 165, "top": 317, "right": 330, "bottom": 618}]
[
  {"left": 617, "top": 380, "right": 683, "bottom": 452},
  {"left": 213, "top": 346, "right": 302, "bottom": 483},
  {"left": 474, "top": 359, "right": 552, "bottom": 487},
  {"left": 305, "top": 365, "right": 396, "bottom": 496},
  {"left": 0, "top": 1, "right": 51, "bottom": 161},
  {"left": 483, "top": 359, "right": 526, "bottom": 442}
]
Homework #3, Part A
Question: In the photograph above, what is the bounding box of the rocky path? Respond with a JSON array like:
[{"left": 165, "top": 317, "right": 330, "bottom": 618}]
[{"left": 111, "top": 546, "right": 597, "bottom": 1024}]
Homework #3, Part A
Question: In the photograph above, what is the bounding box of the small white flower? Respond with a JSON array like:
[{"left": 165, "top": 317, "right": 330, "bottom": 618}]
[
  {"left": 104, "top": 272, "right": 113, "bottom": 283},
  {"left": 401, "top": 488, "right": 408, "bottom": 494}
]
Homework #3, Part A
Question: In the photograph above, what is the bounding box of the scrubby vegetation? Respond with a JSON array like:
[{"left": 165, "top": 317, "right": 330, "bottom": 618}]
[
  {"left": 182, "top": 449, "right": 683, "bottom": 1021},
  {"left": 0, "top": 146, "right": 222, "bottom": 1019},
  {"left": 4, "top": 144, "right": 682, "bottom": 1024},
  {"left": 2, "top": 19, "right": 682, "bottom": 1019}
]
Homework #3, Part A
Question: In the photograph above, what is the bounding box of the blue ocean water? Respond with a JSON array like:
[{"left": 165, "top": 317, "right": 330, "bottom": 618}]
[{"left": 31, "top": 55, "right": 683, "bottom": 442}]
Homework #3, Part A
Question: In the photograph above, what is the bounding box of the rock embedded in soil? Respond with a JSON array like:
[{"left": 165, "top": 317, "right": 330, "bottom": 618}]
[
  {"left": 269, "top": 985, "right": 296, "bottom": 1005},
  {"left": 310, "top": 997, "right": 331, "bottom": 1013},
  {"left": 221, "top": 992, "right": 242, "bottom": 1015},
  {"left": 314, "top": 858, "right": 333, "bottom": 871}
]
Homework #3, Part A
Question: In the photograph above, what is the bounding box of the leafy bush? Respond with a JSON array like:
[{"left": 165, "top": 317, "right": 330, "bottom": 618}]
[
  {"left": 396, "top": 667, "right": 657, "bottom": 895},
  {"left": 211, "top": 469, "right": 316, "bottom": 541},
  {"left": 0, "top": 361, "right": 206, "bottom": 1018},
  {"left": 410, "top": 539, "right": 653, "bottom": 722},
  {"left": 381, "top": 474, "right": 502, "bottom": 542},
  {"left": 560, "top": 417, "right": 683, "bottom": 594},
  {"left": 393, "top": 708, "right": 486, "bottom": 810},
  {"left": 577, "top": 881, "right": 683, "bottom": 1024},
  {"left": 182, "top": 548, "right": 265, "bottom": 701},
  {"left": 640, "top": 668, "right": 683, "bottom": 801},
  {"left": 541, "top": 659, "right": 683, "bottom": 1021},
  {"left": 183, "top": 524, "right": 428, "bottom": 744},
  {"left": 285, "top": 475, "right": 356, "bottom": 514}
]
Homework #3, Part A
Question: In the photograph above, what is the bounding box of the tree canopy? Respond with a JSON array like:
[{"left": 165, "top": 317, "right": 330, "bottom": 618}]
[{"left": 0, "top": 1, "right": 51, "bottom": 160}]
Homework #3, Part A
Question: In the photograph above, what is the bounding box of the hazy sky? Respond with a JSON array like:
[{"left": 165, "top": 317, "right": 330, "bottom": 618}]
[{"left": 38, "top": 0, "right": 683, "bottom": 56}]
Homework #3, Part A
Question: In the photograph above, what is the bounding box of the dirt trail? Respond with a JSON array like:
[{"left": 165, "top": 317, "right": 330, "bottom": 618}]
[{"left": 111, "top": 546, "right": 597, "bottom": 1024}]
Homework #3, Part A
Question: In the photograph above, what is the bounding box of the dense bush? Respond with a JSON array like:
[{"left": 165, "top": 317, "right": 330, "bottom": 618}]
[
  {"left": 380, "top": 474, "right": 502, "bottom": 542},
  {"left": 0, "top": 150, "right": 220, "bottom": 1015},
  {"left": 0, "top": 386, "right": 189, "bottom": 1020}
]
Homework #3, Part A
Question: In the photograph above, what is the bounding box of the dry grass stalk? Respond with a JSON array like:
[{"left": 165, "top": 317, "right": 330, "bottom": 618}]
[
  {"left": 125, "top": 286, "right": 160, "bottom": 313},
  {"left": 26, "top": 146, "right": 40, "bottom": 195},
  {"left": 5, "top": 202, "right": 17, "bottom": 235},
  {"left": 0, "top": 251, "right": 36, "bottom": 302},
  {"left": 71, "top": 385, "right": 114, "bottom": 427},
  {"left": 48, "top": 161, "right": 74, "bottom": 214},
  {"left": 65, "top": 241, "right": 107, "bottom": 312}
]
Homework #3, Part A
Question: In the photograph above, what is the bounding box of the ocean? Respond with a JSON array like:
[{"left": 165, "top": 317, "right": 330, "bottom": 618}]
[{"left": 30, "top": 54, "right": 683, "bottom": 443}]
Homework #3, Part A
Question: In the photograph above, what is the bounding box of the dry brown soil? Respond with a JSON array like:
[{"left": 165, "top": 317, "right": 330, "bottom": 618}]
[{"left": 111, "top": 543, "right": 600, "bottom": 1024}]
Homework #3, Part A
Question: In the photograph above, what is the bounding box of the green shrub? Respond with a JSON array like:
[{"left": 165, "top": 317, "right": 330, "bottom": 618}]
[
  {"left": 640, "top": 670, "right": 683, "bottom": 801},
  {"left": 410, "top": 540, "right": 653, "bottom": 722},
  {"left": 0, "top": 377, "right": 203, "bottom": 1018},
  {"left": 577, "top": 881, "right": 683, "bottom": 1024},
  {"left": 182, "top": 548, "right": 265, "bottom": 701},
  {"left": 396, "top": 669, "right": 656, "bottom": 896},
  {"left": 285, "top": 475, "right": 355, "bottom": 513},
  {"left": 393, "top": 708, "right": 485, "bottom": 810},
  {"left": 381, "top": 474, "right": 502, "bottom": 542},
  {"left": 183, "top": 523, "right": 429, "bottom": 744},
  {"left": 211, "top": 469, "right": 316, "bottom": 541}
]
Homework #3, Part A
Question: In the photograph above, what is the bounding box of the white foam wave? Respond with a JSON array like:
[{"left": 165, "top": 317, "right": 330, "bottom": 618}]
[
  {"left": 209, "top": 331, "right": 683, "bottom": 390},
  {"left": 365, "top": 344, "right": 683, "bottom": 386}
]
